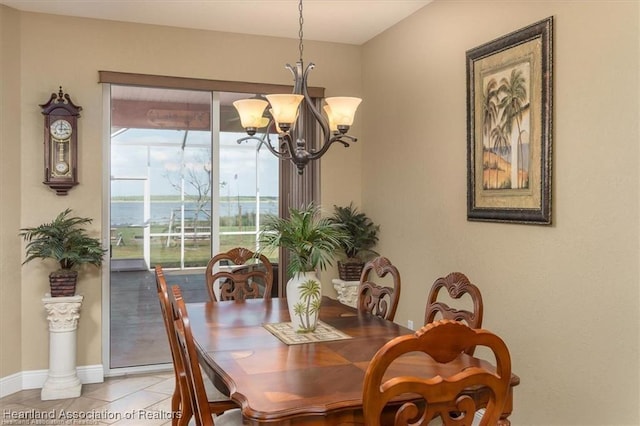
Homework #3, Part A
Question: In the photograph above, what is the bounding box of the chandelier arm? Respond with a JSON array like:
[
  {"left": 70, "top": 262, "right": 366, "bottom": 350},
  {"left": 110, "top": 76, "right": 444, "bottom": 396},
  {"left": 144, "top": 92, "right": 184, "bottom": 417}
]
[
  {"left": 236, "top": 134, "right": 292, "bottom": 160},
  {"left": 306, "top": 134, "right": 357, "bottom": 160},
  {"left": 332, "top": 134, "right": 357, "bottom": 146},
  {"left": 300, "top": 62, "right": 332, "bottom": 145},
  {"left": 287, "top": 63, "right": 303, "bottom": 95}
]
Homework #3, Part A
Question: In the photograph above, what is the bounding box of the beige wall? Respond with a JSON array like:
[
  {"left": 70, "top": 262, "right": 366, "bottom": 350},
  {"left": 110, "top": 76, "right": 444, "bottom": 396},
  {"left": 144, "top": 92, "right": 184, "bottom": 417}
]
[
  {"left": 362, "top": 0, "right": 639, "bottom": 424},
  {"left": 0, "top": 4, "right": 23, "bottom": 378},
  {"left": 3, "top": 11, "right": 361, "bottom": 373}
]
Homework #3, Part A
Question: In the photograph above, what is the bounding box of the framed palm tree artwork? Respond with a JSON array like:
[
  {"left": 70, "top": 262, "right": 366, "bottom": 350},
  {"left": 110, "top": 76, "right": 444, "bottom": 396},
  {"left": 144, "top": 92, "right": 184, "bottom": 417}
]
[{"left": 466, "top": 17, "right": 553, "bottom": 225}]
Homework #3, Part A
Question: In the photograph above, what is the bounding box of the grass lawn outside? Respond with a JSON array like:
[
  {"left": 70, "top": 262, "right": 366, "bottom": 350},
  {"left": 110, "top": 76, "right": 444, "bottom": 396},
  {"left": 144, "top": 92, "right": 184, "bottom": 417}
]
[{"left": 110, "top": 224, "right": 277, "bottom": 268}]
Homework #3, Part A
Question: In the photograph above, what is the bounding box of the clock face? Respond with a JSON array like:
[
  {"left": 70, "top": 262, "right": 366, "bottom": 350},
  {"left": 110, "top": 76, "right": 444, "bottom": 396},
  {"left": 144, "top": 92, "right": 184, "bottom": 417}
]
[{"left": 50, "top": 119, "right": 72, "bottom": 139}]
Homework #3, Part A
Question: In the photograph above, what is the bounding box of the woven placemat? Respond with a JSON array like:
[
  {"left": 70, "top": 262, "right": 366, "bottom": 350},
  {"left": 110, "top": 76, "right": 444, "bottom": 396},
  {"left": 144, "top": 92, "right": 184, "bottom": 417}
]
[{"left": 263, "top": 321, "right": 352, "bottom": 345}]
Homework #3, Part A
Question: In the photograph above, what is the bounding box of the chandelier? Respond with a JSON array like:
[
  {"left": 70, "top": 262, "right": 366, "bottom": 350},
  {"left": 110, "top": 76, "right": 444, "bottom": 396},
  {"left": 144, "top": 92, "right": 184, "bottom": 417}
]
[{"left": 232, "top": 0, "right": 362, "bottom": 174}]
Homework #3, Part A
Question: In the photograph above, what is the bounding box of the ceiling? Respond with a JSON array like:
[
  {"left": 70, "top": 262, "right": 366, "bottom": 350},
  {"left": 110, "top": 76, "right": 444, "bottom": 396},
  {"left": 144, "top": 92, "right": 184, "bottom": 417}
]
[{"left": 0, "top": 0, "right": 432, "bottom": 45}]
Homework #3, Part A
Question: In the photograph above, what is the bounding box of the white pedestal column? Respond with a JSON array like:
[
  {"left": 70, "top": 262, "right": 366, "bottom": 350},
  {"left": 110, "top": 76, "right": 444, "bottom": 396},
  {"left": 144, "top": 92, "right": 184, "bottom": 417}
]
[
  {"left": 41, "top": 294, "right": 83, "bottom": 400},
  {"left": 332, "top": 279, "right": 360, "bottom": 308}
]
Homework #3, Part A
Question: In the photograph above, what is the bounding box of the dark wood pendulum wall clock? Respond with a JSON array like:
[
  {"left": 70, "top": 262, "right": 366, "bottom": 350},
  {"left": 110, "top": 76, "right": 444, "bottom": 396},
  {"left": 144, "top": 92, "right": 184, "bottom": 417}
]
[{"left": 40, "top": 86, "right": 82, "bottom": 195}]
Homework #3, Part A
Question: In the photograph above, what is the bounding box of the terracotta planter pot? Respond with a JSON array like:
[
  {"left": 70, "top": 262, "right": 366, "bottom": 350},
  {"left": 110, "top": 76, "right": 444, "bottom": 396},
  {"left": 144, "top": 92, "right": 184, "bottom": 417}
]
[
  {"left": 338, "top": 261, "right": 365, "bottom": 281},
  {"left": 49, "top": 270, "right": 78, "bottom": 297}
]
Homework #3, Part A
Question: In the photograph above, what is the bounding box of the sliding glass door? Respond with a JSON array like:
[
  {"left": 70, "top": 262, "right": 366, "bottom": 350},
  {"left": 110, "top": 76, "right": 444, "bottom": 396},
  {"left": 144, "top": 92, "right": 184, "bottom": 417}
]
[{"left": 107, "top": 85, "right": 279, "bottom": 370}]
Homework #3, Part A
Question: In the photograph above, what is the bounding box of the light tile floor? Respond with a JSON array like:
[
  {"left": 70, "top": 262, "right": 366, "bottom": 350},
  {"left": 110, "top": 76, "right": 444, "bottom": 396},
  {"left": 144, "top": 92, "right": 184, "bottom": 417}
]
[{"left": 0, "top": 372, "right": 182, "bottom": 425}]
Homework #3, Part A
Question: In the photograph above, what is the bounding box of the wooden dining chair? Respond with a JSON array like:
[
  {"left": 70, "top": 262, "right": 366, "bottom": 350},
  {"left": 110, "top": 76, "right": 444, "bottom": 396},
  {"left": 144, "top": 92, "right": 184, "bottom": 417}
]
[
  {"left": 424, "top": 271, "right": 483, "bottom": 330},
  {"left": 357, "top": 256, "right": 401, "bottom": 321},
  {"left": 171, "top": 284, "right": 244, "bottom": 426},
  {"left": 205, "top": 247, "right": 273, "bottom": 301},
  {"left": 424, "top": 272, "right": 483, "bottom": 356},
  {"left": 362, "top": 320, "right": 512, "bottom": 426},
  {"left": 154, "top": 266, "right": 239, "bottom": 426}
]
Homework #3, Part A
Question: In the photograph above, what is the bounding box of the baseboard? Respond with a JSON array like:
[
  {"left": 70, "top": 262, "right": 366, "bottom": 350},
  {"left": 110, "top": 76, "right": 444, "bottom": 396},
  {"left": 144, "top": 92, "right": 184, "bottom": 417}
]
[
  {"left": 0, "top": 371, "right": 22, "bottom": 399},
  {"left": 104, "top": 363, "right": 172, "bottom": 378},
  {"left": 0, "top": 364, "right": 104, "bottom": 398}
]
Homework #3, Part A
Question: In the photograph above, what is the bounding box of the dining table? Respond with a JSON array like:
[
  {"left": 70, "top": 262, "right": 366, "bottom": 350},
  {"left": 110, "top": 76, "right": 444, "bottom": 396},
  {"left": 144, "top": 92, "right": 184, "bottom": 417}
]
[{"left": 186, "top": 296, "right": 519, "bottom": 425}]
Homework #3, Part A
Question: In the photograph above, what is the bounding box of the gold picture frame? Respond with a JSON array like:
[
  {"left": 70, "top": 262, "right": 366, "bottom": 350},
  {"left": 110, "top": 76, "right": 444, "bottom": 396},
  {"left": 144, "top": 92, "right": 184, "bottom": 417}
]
[{"left": 467, "top": 17, "right": 553, "bottom": 225}]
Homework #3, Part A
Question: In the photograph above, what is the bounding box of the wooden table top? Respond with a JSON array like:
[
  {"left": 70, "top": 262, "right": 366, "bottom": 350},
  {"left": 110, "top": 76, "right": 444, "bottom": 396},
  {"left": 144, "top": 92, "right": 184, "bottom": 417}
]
[{"left": 186, "top": 297, "right": 518, "bottom": 425}]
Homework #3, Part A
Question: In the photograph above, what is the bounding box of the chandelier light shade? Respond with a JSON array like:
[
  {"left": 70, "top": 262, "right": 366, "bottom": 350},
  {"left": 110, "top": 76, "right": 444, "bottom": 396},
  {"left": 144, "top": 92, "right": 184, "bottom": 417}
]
[
  {"left": 322, "top": 105, "right": 338, "bottom": 132},
  {"left": 265, "top": 94, "right": 304, "bottom": 129},
  {"left": 232, "top": 99, "right": 269, "bottom": 131},
  {"left": 324, "top": 97, "right": 362, "bottom": 127},
  {"left": 233, "top": 0, "right": 362, "bottom": 174}
]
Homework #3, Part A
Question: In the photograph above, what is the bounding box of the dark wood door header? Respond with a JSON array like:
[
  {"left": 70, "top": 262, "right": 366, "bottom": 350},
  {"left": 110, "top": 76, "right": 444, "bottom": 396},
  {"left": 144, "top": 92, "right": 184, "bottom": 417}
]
[{"left": 98, "top": 70, "right": 325, "bottom": 98}]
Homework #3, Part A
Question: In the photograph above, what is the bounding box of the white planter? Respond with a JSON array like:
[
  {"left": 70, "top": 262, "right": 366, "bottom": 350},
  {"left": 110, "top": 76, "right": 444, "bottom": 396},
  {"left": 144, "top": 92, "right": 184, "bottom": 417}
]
[
  {"left": 286, "top": 272, "right": 321, "bottom": 332},
  {"left": 332, "top": 278, "right": 360, "bottom": 308}
]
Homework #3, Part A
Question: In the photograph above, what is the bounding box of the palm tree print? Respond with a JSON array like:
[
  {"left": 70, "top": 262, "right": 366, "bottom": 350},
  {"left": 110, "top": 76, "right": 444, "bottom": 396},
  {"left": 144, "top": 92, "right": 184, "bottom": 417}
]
[
  {"left": 294, "top": 279, "right": 321, "bottom": 332},
  {"left": 498, "top": 68, "right": 529, "bottom": 188},
  {"left": 482, "top": 78, "right": 499, "bottom": 140},
  {"left": 481, "top": 64, "right": 530, "bottom": 189},
  {"left": 483, "top": 78, "right": 505, "bottom": 188}
]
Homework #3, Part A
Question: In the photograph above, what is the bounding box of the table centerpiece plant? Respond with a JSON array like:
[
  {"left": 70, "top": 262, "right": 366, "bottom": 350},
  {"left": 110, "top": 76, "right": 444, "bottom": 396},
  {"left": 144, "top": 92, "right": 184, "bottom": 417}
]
[
  {"left": 19, "top": 208, "right": 107, "bottom": 297},
  {"left": 259, "top": 203, "right": 347, "bottom": 332}
]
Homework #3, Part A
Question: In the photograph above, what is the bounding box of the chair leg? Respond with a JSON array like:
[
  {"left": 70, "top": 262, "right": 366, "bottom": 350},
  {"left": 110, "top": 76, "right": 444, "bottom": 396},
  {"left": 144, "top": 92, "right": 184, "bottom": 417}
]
[
  {"left": 170, "top": 387, "right": 181, "bottom": 426},
  {"left": 177, "top": 404, "right": 193, "bottom": 426},
  {"left": 176, "top": 374, "right": 194, "bottom": 426}
]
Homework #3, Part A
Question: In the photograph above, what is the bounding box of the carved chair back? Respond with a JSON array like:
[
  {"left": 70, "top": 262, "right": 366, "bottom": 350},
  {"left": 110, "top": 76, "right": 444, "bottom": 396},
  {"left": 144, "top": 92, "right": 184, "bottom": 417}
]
[
  {"left": 424, "top": 272, "right": 483, "bottom": 356},
  {"left": 362, "top": 320, "right": 511, "bottom": 426},
  {"left": 205, "top": 247, "right": 273, "bottom": 301},
  {"left": 425, "top": 272, "right": 483, "bottom": 327},
  {"left": 357, "top": 256, "right": 401, "bottom": 321}
]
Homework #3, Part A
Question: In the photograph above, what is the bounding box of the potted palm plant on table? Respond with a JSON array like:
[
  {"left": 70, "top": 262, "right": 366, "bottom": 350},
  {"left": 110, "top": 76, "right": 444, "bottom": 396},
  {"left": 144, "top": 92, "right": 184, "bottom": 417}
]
[
  {"left": 330, "top": 203, "right": 380, "bottom": 281},
  {"left": 259, "top": 203, "right": 346, "bottom": 333},
  {"left": 19, "top": 208, "right": 106, "bottom": 297}
]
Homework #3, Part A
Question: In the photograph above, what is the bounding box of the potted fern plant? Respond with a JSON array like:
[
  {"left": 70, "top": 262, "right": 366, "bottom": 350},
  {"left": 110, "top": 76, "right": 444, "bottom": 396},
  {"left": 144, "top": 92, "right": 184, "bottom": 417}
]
[
  {"left": 19, "top": 208, "right": 106, "bottom": 297},
  {"left": 259, "top": 203, "right": 346, "bottom": 332},
  {"left": 330, "top": 203, "right": 380, "bottom": 281}
]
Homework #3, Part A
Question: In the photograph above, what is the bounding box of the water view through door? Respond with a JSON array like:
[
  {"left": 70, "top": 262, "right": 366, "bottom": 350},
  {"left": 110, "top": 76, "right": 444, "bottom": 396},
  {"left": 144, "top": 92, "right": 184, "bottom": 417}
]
[{"left": 108, "top": 85, "right": 278, "bottom": 369}]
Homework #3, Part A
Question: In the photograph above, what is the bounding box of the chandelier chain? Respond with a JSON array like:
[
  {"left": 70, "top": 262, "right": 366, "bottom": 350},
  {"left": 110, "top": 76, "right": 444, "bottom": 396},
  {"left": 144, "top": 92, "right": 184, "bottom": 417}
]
[{"left": 298, "top": 0, "right": 304, "bottom": 63}]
